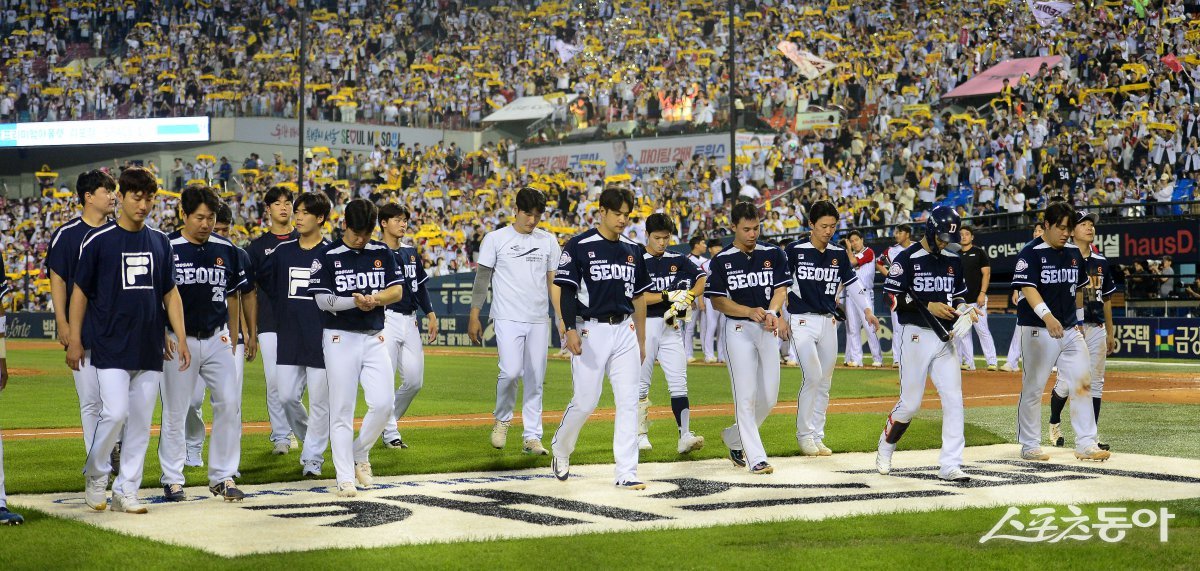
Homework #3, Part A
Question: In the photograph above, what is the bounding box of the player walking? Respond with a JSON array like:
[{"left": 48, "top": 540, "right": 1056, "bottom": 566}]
[
  {"left": 0, "top": 259, "right": 22, "bottom": 525},
  {"left": 247, "top": 185, "right": 299, "bottom": 455},
  {"left": 953, "top": 225, "right": 998, "bottom": 371},
  {"left": 468, "top": 187, "right": 560, "bottom": 455},
  {"left": 378, "top": 204, "right": 437, "bottom": 450},
  {"left": 47, "top": 169, "right": 117, "bottom": 461},
  {"left": 843, "top": 229, "right": 883, "bottom": 368},
  {"left": 876, "top": 205, "right": 975, "bottom": 482},
  {"left": 1001, "top": 225, "right": 1044, "bottom": 372},
  {"left": 707, "top": 202, "right": 791, "bottom": 475},
  {"left": 256, "top": 191, "right": 334, "bottom": 477},
  {"left": 159, "top": 185, "right": 249, "bottom": 502},
  {"left": 875, "top": 224, "right": 913, "bottom": 368},
  {"left": 636, "top": 213, "right": 706, "bottom": 453},
  {"left": 784, "top": 201, "right": 878, "bottom": 457},
  {"left": 307, "top": 198, "right": 404, "bottom": 496},
  {"left": 700, "top": 238, "right": 726, "bottom": 363},
  {"left": 550, "top": 187, "right": 650, "bottom": 489},
  {"left": 1012, "top": 202, "right": 1110, "bottom": 462},
  {"left": 67, "top": 167, "right": 191, "bottom": 514}
]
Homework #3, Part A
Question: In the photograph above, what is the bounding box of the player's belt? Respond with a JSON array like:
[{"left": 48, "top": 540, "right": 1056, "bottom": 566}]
[
  {"left": 584, "top": 313, "right": 629, "bottom": 325},
  {"left": 187, "top": 326, "right": 223, "bottom": 339}
]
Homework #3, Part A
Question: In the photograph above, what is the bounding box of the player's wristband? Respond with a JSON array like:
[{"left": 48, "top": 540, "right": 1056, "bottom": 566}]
[
  {"left": 1034, "top": 303, "right": 1052, "bottom": 319},
  {"left": 765, "top": 310, "right": 779, "bottom": 317}
]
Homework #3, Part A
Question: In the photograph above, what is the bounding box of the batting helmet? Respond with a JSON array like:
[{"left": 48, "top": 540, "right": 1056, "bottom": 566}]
[{"left": 925, "top": 205, "right": 962, "bottom": 244}]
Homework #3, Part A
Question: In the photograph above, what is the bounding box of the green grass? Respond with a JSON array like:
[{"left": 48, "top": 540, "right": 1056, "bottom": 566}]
[{"left": 4, "top": 499, "right": 1198, "bottom": 570}]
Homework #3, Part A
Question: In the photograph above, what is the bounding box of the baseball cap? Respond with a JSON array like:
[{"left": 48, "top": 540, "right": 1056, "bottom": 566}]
[{"left": 1074, "top": 210, "right": 1099, "bottom": 225}]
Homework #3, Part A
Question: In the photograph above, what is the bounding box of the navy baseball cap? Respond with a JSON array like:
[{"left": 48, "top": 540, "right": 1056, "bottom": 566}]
[{"left": 1074, "top": 210, "right": 1099, "bottom": 225}]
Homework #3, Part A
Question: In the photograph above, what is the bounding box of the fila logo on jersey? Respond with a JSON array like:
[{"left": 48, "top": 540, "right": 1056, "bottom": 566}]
[
  {"left": 1040, "top": 268, "right": 1079, "bottom": 284},
  {"left": 121, "top": 252, "right": 154, "bottom": 289},
  {"left": 794, "top": 265, "right": 838, "bottom": 282},
  {"left": 728, "top": 270, "right": 773, "bottom": 290},
  {"left": 288, "top": 267, "right": 311, "bottom": 299}
]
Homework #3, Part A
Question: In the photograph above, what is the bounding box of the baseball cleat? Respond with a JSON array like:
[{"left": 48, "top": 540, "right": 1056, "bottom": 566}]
[
  {"left": 552, "top": 457, "right": 570, "bottom": 481},
  {"left": 939, "top": 468, "right": 971, "bottom": 483},
  {"left": 111, "top": 493, "right": 148, "bottom": 514},
  {"left": 872, "top": 361, "right": 884, "bottom": 368},
  {"left": 0, "top": 507, "right": 24, "bottom": 525},
  {"left": 1021, "top": 448, "right": 1051, "bottom": 461},
  {"left": 703, "top": 356, "right": 718, "bottom": 364},
  {"left": 301, "top": 461, "right": 323, "bottom": 478},
  {"left": 798, "top": 436, "right": 821, "bottom": 457},
  {"left": 986, "top": 364, "right": 998, "bottom": 371},
  {"left": 616, "top": 480, "right": 647, "bottom": 490},
  {"left": 876, "top": 434, "right": 893, "bottom": 475},
  {"left": 85, "top": 475, "right": 108, "bottom": 511},
  {"left": 727, "top": 448, "right": 747, "bottom": 468},
  {"left": 163, "top": 483, "right": 186, "bottom": 502},
  {"left": 210, "top": 479, "right": 245, "bottom": 501},
  {"left": 109, "top": 442, "right": 121, "bottom": 478},
  {"left": 288, "top": 433, "right": 299, "bottom": 450},
  {"left": 354, "top": 462, "right": 374, "bottom": 488},
  {"left": 490, "top": 420, "right": 510, "bottom": 449},
  {"left": 522, "top": 439, "right": 549, "bottom": 456},
  {"left": 1000, "top": 362, "right": 1018, "bottom": 372},
  {"left": 785, "top": 358, "right": 799, "bottom": 367},
  {"left": 1098, "top": 442, "right": 1111, "bottom": 451},
  {"left": 844, "top": 361, "right": 862, "bottom": 368},
  {"left": 892, "top": 361, "right": 901, "bottom": 368},
  {"left": 1075, "top": 446, "right": 1111, "bottom": 462},
  {"left": 815, "top": 439, "right": 833, "bottom": 456},
  {"left": 637, "top": 434, "right": 653, "bottom": 450},
  {"left": 185, "top": 448, "right": 203, "bottom": 467},
  {"left": 677, "top": 432, "right": 705, "bottom": 454},
  {"left": 557, "top": 347, "right": 570, "bottom": 358},
  {"left": 749, "top": 462, "right": 774, "bottom": 475},
  {"left": 384, "top": 438, "right": 408, "bottom": 449},
  {"left": 686, "top": 356, "right": 697, "bottom": 363},
  {"left": 336, "top": 482, "right": 357, "bottom": 497},
  {"left": 272, "top": 440, "right": 291, "bottom": 455},
  {"left": 1049, "top": 423, "right": 1064, "bottom": 447}
]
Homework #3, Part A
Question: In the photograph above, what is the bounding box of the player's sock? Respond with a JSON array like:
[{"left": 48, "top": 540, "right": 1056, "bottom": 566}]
[
  {"left": 1048, "top": 392, "right": 1068, "bottom": 424},
  {"left": 671, "top": 396, "right": 689, "bottom": 433},
  {"left": 1092, "top": 397, "right": 1102, "bottom": 422}
]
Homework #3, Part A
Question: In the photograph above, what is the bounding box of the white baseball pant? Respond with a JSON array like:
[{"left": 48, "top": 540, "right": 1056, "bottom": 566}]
[
  {"left": 1005, "top": 326, "right": 1022, "bottom": 365},
  {"left": 382, "top": 311, "right": 425, "bottom": 443},
  {"left": 0, "top": 425, "right": 6, "bottom": 507},
  {"left": 276, "top": 364, "right": 329, "bottom": 465},
  {"left": 160, "top": 330, "right": 242, "bottom": 487},
  {"left": 1016, "top": 326, "right": 1097, "bottom": 454},
  {"left": 551, "top": 318, "right": 641, "bottom": 484},
  {"left": 492, "top": 318, "right": 550, "bottom": 441},
  {"left": 953, "top": 301, "right": 998, "bottom": 368},
  {"left": 72, "top": 353, "right": 102, "bottom": 454},
  {"left": 85, "top": 369, "right": 160, "bottom": 497},
  {"left": 844, "top": 294, "right": 882, "bottom": 365},
  {"left": 258, "top": 332, "right": 291, "bottom": 445},
  {"left": 716, "top": 314, "right": 729, "bottom": 361},
  {"left": 639, "top": 317, "right": 688, "bottom": 399},
  {"left": 324, "top": 329, "right": 395, "bottom": 485},
  {"left": 701, "top": 298, "right": 719, "bottom": 360},
  {"left": 889, "top": 310, "right": 903, "bottom": 366},
  {"left": 880, "top": 324, "right": 965, "bottom": 472},
  {"left": 791, "top": 314, "right": 838, "bottom": 441},
  {"left": 681, "top": 308, "right": 698, "bottom": 359},
  {"left": 185, "top": 344, "right": 244, "bottom": 459},
  {"left": 720, "top": 319, "right": 780, "bottom": 468},
  {"left": 1053, "top": 324, "right": 1107, "bottom": 400}
]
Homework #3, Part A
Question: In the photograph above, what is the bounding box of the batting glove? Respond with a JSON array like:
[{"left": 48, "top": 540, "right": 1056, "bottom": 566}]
[
  {"left": 666, "top": 290, "right": 695, "bottom": 305},
  {"left": 951, "top": 313, "right": 974, "bottom": 339}
]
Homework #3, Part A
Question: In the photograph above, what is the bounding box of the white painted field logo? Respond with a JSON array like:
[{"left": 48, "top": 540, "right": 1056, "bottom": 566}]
[{"left": 13, "top": 446, "right": 1200, "bottom": 556}]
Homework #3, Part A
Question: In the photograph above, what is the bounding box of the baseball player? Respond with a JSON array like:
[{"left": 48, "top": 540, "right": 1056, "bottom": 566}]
[
  {"left": 47, "top": 169, "right": 117, "bottom": 463},
  {"left": 954, "top": 225, "right": 998, "bottom": 371},
  {"left": 682, "top": 236, "right": 708, "bottom": 363},
  {"left": 551, "top": 186, "right": 650, "bottom": 489},
  {"left": 637, "top": 213, "right": 706, "bottom": 453},
  {"left": 700, "top": 238, "right": 726, "bottom": 363},
  {"left": 0, "top": 260, "right": 22, "bottom": 525},
  {"left": 307, "top": 198, "right": 404, "bottom": 497},
  {"left": 66, "top": 166, "right": 191, "bottom": 514},
  {"left": 1012, "top": 201, "right": 1110, "bottom": 462},
  {"left": 875, "top": 224, "right": 913, "bottom": 368},
  {"left": 159, "top": 185, "right": 250, "bottom": 503},
  {"left": 468, "top": 187, "right": 560, "bottom": 455},
  {"left": 784, "top": 201, "right": 878, "bottom": 457},
  {"left": 843, "top": 230, "right": 883, "bottom": 368},
  {"left": 377, "top": 204, "right": 437, "bottom": 450},
  {"left": 706, "top": 201, "right": 791, "bottom": 475},
  {"left": 256, "top": 191, "right": 334, "bottom": 477},
  {"left": 247, "top": 185, "right": 300, "bottom": 455},
  {"left": 1002, "top": 225, "right": 1045, "bottom": 372},
  {"left": 876, "top": 205, "right": 974, "bottom": 483},
  {"left": 1047, "top": 210, "right": 1117, "bottom": 451}
]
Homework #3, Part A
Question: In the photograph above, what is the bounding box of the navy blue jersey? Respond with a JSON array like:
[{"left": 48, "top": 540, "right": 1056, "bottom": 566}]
[
  {"left": 1012, "top": 238, "right": 1088, "bottom": 327},
  {"left": 0, "top": 257, "right": 8, "bottom": 297},
  {"left": 257, "top": 238, "right": 331, "bottom": 368},
  {"left": 882, "top": 243, "right": 967, "bottom": 330},
  {"left": 704, "top": 243, "right": 792, "bottom": 318},
  {"left": 386, "top": 245, "right": 434, "bottom": 315},
  {"left": 554, "top": 229, "right": 651, "bottom": 318},
  {"left": 247, "top": 230, "right": 299, "bottom": 334},
  {"left": 168, "top": 231, "right": 247, "bottom": 334},
  {"left": 233, "top": 245, "right": 253, "bottom": 345},
  {"left": 1081, "top": 250, "right": 1117, "bottom": 325},
  {"left": 643, "top": 251, "right": 703, "bottom": 319},
  {"left": 74, "top": 223, "right": 176, "bottom": 371},
  {"left": 307, "top": 239, "right": 404, "bottom": 331},
  {"left": 46, "top": 216, "right": 109, "bottom": 312},
  {"left": 784, "top": 239, "right": 857, "bottom": 315}
]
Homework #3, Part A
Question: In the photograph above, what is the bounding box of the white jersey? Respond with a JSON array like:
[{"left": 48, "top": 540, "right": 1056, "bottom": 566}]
[
  {"left": 852, "top": 247, "right": 876, "bottom": 287},
  {"left": 477, "top": 225, "right": 560, "bottom": 323},
  {"left": 691, "top": 254, "right": 711, "bottom": 275},
  {"left": 886, "top": 243, "right": 906, "bottom": 266}
]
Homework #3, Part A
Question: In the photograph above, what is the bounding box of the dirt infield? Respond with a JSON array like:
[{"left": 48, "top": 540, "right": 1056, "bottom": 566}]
[{"left": 6, "top": 368, "right": 1195, "bottom": 440}]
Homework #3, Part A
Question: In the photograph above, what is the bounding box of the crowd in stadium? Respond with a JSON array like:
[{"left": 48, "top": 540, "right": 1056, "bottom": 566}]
[{"left": 4, "top": 0, "right": 1200, "bottom": 311}]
